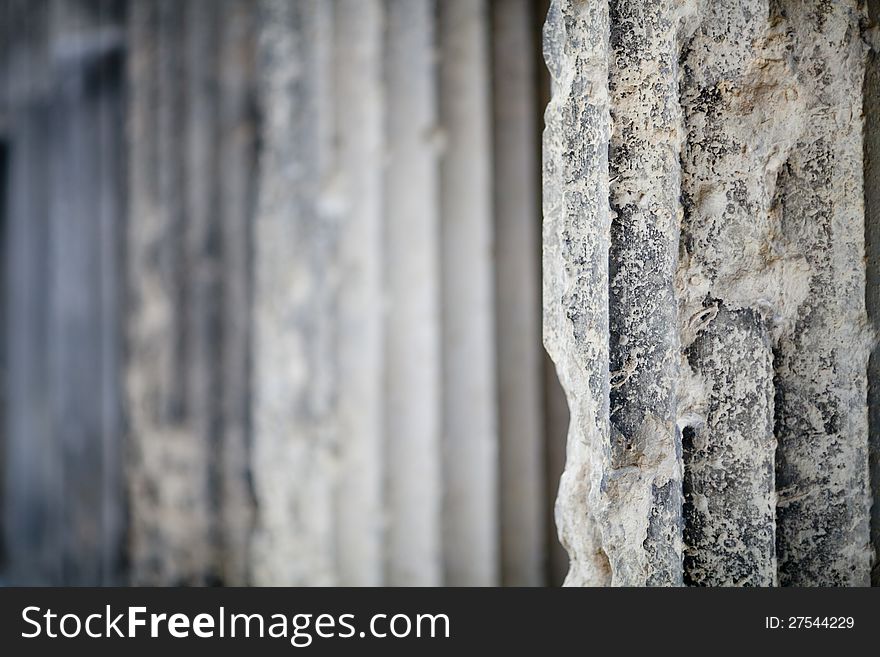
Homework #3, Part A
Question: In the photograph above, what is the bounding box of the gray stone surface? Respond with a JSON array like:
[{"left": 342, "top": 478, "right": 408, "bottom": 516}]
[
  {"left": 607, "top": 0, "right": 690, "bottom": 586},
  {"left": 439, "top": 0, "right": 499, "bottom": 587},
  {"left": 333, "top": 0, "right": 384, "bottom": 587},
  {"left": 774, "top": 0, "right": 872, "bottom": 587},
  {"left": 867, "top": 0, "right": 880, "bottom": 587},
  {"left": 545, "top": 0, "right": 877, "bottom": 586},
  {"left": 383, "top": 0, "right": 443, "bottom": 586},
  {"left": 127, "top": 0, "right": 256, "bottom": 585},
  {"left": 250, "top": 0, "right": 337, "bottom": 586},
  {"left": 543, "top": 0, "right": 613, "bottom": 586}
]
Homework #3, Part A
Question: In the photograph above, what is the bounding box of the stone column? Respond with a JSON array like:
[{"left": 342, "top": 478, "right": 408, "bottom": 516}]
[
  {"left": 543, "top": 0, "right": 613, "bottom": 587},
  {"left": 333, "top": 0, "right": 385, "bottom": 587},
  {"left": 383, "top": 0, "right": 443, "bottom": 586},
  {"left": 866, "top": 0, "right": 880, "bottom": 587},
  {"left": 607, "top": 0, "right": 690, "bottom": 586},
  {"left": 438, "top": 0, "right": 499, "bottom": 587},
  {"left": 127, "top": 0, "right": 256, "bottom": 585},
  {"left": 545, "top": 0, "right": 876, "bottom": 587},
  {"left": 678, "top": 0, "right": 804, "bottom": 587},
  {"left": 774, "top": 0, "right": 872, "bottom": 586},
  {"left": 250, "top": 0, "right": 337, "bottom": 586}
]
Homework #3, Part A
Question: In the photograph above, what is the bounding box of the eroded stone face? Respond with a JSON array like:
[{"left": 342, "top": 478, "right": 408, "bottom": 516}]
[{"left": 545, "top": 0, "right": 874, "bottom": 586}]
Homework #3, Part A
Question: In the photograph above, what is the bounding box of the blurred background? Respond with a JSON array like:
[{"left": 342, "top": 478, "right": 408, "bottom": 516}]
[{"left": 0, "top": 0, "right": 567, "bottom": 586}]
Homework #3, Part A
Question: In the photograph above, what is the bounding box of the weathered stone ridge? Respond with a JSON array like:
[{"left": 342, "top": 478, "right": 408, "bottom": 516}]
[{"left": 543, "top": 0, "right": 613, "bottom": 586}]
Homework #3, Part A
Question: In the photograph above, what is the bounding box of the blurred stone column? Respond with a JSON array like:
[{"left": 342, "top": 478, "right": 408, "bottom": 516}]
[
  {"left": 383, "top": 0, "right": 443, "bottom": 586},
  {"left": 438, "top": 0, "right": 499, "bottom": 587},
  {"left": 492, "top": 0, "right": 545, "bottom": 587},
  {"left": 127, "top": 0, "right": 256, "bottom": 585},
  {"left": 249, "top": 0, "right": 338, "bottom": 586},
  {"left": 1, "top": 0, "right": 125, "bottom": 585},
  {"left": 333, "top": 0, "right": 385, "bottom": 586}
]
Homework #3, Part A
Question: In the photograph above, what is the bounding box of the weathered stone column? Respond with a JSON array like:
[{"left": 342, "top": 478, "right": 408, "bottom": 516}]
[
  {"left": 866, "top": 0, "right": 880, "bottom": 587},
  {"left": 678, "top": 0, "right": 805, "bottom": 587},
  {"left": 544, "top": 0, "right": 613, "bottom": 587},
  {"left": 545, "top": 0, "right": 877, "bottom": 587},
  {"left": 250, "top": 0, "right": 337, "bottom": 586},
  {"left": 774, "top": 0, "right": 872, "bottom": 586},
  {"left": 606, "top": 0, "right": 690, "bottom": 586},
  {"left": 127, "top": 0, "right": 256, "bottom": 585},
  {"left": 128, "top": 0, "right": 211, "bottom": 585}
]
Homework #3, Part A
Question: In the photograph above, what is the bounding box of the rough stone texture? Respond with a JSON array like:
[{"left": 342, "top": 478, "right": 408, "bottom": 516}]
[
  {"left": 250, "top": 0, "right": 337, "bottom": 586},
  {"left": 493, "top": 0, "right": 546, "bottom": 588},
  {"left": 773, "top": 0, "right": 872, "bottom": 586},
  {"left": 607, "top": 0, "right": 691, "bottom": 586},
  {"left": 545, "top": 0, "right": 877, "bottom": 586},
  {"left": 682, "top": 306, "right": 776, "bottom": 585},
  {"left": 677, "top": 0, "right": 808, "bottom": 587},
  {"left": 543, "top": 0, "right": 613, "bottom": 587},
  {"left": 867, "top": 0, "right": 880, "bottom": 587},
  {"left": 438, "top": 0, "right": 499, "bottom": 586},
  {"left": 536, "top": 0, "right": 570, "bottom": 586},
  {"left": 383, "top": 0, "right": 443, "bottom": 586},
  {"left": 333, "top": 0, "right": 384, "bottom": 587},
  {"left": 127, "top": 0, "right": 212, "bottom": 585},
  {"left": 543, "top": 352, "right": 570, "bottom": 584}
]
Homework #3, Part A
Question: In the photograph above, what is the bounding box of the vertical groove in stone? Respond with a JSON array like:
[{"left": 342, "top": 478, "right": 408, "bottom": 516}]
[
  {"left": 677, "top": 0, "right": 805, "bottom": 586},
  {"left": 127, "top": 0, "right": 215, "bottom": 584},
  {"left": 251, "top": 0, "right": 337, "bottom": 586},
  {"left": 333, "top": 0, "right": 384, "bottom": 586},
  {"left": 683, "top": 306, "right": 776, "bottom": 585},
  {"left": 866, "top": 0, "right": 880, "bottom": 587},
  {"left": 606, "top": 0, "right": 688, "bottom": 586},
  {"left": 774, "top": 0, "right": 872, "bottom": 586},
  {"left": 543, "top": 0, "right": 613, "bottom": 587},
  {"left": 438, "top": 0, "right": 498, "bottom": 587},
  {"left": 492, "top": 0, "right": 545, "bottom": 587},
  {"left": 216, "top": 0, "right": 257, "bottom": 587},
  {"left": 383, "top": 0, "right": 442, "bottom": 586}
]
